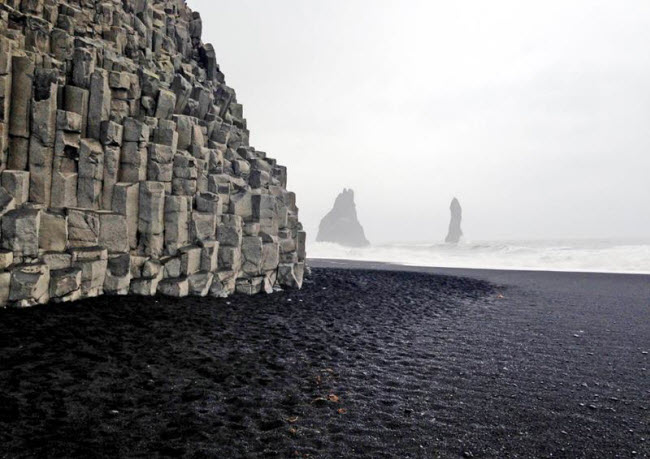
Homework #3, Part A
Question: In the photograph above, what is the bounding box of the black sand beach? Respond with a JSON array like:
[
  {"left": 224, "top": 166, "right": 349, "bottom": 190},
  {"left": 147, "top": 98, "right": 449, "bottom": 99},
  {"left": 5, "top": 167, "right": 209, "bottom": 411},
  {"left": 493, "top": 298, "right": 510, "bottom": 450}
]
[{"left": 1, "top": 262, "right": 648, "bottom": 458}]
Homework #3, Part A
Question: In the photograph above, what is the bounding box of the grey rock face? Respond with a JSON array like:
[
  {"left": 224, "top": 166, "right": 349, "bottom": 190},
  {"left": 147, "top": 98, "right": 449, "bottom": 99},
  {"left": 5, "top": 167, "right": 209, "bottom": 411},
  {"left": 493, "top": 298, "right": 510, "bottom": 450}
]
[
  {"left": 0, "top": 0, "right": 305, "bottom": 307},
  {"left": 445, "top": 197, "right": 463, "bottom": 244},
  {"left": 317, "top": 189, "right": 369, "bottom": 247}
]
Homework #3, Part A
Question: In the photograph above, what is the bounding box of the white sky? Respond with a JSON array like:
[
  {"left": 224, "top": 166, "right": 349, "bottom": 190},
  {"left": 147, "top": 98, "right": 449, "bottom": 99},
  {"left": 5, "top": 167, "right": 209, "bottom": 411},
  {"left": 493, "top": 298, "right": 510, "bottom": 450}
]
[{"left": 188, "top": 0, "right": 650, "bottom": 243}]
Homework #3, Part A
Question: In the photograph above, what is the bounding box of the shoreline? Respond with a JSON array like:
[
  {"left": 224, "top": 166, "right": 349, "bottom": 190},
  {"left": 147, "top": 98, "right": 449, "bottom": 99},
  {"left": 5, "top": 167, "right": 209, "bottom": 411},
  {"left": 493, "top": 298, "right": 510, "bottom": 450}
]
[{"left": 309, "top": 257, "right": 650, "bottom": 277}]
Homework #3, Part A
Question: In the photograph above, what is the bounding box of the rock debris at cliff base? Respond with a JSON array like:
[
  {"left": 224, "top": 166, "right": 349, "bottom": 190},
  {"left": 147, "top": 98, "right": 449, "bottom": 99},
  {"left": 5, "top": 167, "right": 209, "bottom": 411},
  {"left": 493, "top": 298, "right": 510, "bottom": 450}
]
[{"left": 0, "top": 0, "right": 305, "bottom": 307}]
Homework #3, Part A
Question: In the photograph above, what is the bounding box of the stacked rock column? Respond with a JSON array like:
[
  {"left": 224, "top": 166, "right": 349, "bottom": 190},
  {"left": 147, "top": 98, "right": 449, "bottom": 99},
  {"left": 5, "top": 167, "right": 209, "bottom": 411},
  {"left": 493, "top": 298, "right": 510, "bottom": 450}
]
[{"left": 0, "top": 0, "right": 306, "bottom": 307}]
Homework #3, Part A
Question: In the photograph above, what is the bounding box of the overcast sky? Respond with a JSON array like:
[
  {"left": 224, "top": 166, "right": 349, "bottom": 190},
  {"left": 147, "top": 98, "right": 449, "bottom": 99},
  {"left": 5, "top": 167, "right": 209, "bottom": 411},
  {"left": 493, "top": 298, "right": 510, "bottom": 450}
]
[{"left": 188, "top": 0, "right": 650, "bottom": 243}]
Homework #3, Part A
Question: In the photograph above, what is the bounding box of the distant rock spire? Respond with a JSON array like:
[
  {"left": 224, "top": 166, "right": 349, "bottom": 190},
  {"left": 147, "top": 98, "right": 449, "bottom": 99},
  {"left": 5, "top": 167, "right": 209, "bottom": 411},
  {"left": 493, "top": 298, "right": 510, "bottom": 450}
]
[
  {"left": 317, "top": 189, "right": 370, "bottom": 247},
  {"left": 445, "top": 197, "right": 463, "bottom": 244}
]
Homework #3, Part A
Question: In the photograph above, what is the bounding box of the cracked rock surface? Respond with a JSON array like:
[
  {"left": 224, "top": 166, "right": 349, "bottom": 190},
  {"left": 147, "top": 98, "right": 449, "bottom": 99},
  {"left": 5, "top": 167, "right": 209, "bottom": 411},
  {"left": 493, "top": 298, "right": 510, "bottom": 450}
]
[{"left": 0, "top": 0, "right": 305, "bottom": 306}]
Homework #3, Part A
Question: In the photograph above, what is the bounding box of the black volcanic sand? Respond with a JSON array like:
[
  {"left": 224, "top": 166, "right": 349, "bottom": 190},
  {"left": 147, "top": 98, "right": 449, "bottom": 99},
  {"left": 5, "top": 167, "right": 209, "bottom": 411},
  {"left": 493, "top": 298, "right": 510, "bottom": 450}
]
[{"left": 1, "top": 265, "right": 649, "bottom": 458}]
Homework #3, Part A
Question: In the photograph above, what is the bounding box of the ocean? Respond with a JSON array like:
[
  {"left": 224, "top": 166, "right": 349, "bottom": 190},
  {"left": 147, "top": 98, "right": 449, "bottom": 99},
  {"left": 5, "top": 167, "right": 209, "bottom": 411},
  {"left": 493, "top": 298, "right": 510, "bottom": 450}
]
[{"left": 308, "top": 239, "right": 650, "bottom": 274}]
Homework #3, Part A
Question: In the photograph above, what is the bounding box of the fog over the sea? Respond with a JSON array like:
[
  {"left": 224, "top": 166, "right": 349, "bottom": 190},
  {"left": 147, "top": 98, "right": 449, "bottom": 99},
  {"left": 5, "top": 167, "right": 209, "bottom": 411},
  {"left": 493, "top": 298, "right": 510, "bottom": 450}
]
[{"left": 188, "top": 0, "right": 650, "bottom": 243}]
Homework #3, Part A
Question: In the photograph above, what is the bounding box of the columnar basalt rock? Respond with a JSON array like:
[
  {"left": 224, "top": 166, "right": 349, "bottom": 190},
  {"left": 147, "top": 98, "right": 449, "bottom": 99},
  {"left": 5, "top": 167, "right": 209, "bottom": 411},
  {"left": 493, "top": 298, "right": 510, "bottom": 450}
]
[{"left": 0, "top": 0, "right": 305, "bottom": 307}]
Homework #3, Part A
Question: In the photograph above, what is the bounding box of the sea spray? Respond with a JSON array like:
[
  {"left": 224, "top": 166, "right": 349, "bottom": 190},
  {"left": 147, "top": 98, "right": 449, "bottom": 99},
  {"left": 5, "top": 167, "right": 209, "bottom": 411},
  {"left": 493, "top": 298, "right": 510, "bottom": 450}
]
[{"left": 308, "top": 239, "right": 650, "bottom": 274}]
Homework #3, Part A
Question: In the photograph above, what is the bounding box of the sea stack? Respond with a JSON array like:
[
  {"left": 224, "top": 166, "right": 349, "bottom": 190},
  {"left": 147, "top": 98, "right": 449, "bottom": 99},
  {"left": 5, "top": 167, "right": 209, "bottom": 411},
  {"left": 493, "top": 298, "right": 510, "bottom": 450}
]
[
  {"left": 0, "top": 0, "right": 305, "bottom": 307},
  {"left": 445, "top": 198, "right": 463, "bottom": 244},
  {"left": 317, "top": 189, "right": 369, "bottom": 247}
]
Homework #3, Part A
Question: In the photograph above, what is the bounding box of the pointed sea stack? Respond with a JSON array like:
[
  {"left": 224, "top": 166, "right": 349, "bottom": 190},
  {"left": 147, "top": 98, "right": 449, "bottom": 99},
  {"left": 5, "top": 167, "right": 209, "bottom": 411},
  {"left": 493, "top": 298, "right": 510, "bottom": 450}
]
[
  {"left": 445, "top": 198, "right": 463, "bottom": 244},
  {"left": 317, "top": 189, "right": 369, "bottom": 247}
]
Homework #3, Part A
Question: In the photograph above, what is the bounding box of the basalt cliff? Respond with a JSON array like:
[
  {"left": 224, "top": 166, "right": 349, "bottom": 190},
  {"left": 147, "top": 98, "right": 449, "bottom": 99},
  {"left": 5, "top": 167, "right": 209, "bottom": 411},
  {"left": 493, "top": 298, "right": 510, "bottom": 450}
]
[{"left": 0, "top": 0, "right": 305, "bottom": 307}]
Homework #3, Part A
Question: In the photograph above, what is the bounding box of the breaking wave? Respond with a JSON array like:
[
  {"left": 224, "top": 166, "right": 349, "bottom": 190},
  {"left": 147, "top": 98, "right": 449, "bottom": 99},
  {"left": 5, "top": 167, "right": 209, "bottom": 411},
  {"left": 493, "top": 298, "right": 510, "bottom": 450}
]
[{"left": 308, "top": 239, "right": 650, "bottom": 274}]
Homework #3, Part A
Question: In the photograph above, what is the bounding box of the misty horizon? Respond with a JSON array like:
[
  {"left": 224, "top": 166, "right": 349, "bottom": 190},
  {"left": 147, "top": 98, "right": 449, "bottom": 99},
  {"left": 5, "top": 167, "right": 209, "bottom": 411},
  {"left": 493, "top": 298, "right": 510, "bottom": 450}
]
[{"left": 190, "top": 0, "right": 650, "bottom": 243}]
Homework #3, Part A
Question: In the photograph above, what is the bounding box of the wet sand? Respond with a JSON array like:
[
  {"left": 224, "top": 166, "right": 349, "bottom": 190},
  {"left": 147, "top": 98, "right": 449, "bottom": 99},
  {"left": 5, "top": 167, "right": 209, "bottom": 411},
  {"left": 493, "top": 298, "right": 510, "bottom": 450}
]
[{"left": 0, "top": 261, "right": 648, "bottom": 458}]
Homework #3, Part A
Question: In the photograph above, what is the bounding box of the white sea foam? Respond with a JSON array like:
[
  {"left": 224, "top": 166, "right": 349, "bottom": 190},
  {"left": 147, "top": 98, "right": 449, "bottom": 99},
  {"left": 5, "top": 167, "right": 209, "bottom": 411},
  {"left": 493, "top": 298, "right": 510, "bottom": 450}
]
[{"left": 308, "top": 239, "right": 650, "bottom": 274}]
